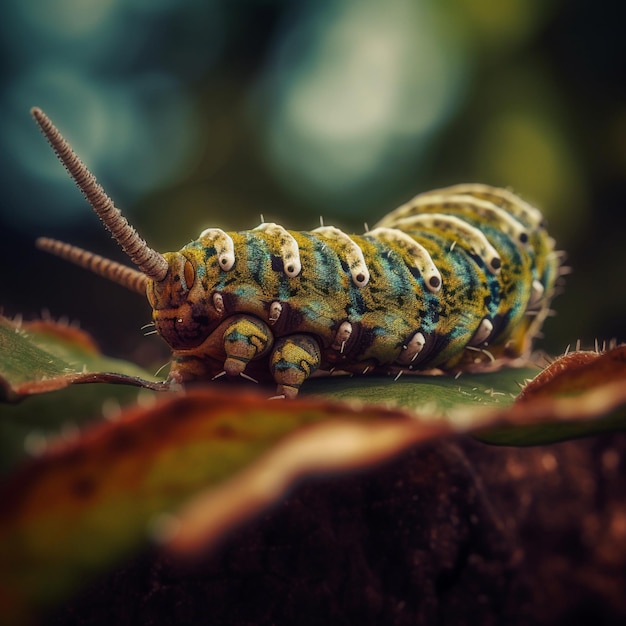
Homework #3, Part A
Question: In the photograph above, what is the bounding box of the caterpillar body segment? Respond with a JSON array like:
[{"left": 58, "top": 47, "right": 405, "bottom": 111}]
[
  {"left": 311, "top": 226, "right": 370, "bottom": 287},
  {"left": 423, "top": 183, "right": 545, "bottom": 229},
  {"left": 253, "top": 223, "right": 302, "bottom": 277},
  {"left": 377, "top": 187, "right": 559, "bottom": 354},
  {"left": 32, "top": 108, "right": 561, "bottom": 398},
  {"left": 364, "top": 228, "right": 442, "bottom": 293},
  {"left": 385, "top": 213, "right": 504, "bottom": 275},
  {"left": 378, "top": 193, "right": 531, "bottom": 251},
  {"left": 198, "top": 229, "right": 236, "bottom": 271},
  {"left": 388, "top": 187, "right": 559, "bottom": 325}
]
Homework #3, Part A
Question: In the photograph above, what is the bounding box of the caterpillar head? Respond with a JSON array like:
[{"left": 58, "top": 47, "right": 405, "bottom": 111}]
[
  {"left": 31, "top": 107, "right": 216, "bottom": 351},
  {"left": 145, "top": 251, "right": 221, "bottom": 350}
]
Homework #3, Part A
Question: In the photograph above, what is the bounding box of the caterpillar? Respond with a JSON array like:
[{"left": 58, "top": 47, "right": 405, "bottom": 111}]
[{"left": 31, "top": 107, "right": 561, "bottom": 398}]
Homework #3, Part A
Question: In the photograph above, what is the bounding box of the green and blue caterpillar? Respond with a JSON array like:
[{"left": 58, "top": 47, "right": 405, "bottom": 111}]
[{"left": 32, "top": 108, "right": 560, "bottom": 398}]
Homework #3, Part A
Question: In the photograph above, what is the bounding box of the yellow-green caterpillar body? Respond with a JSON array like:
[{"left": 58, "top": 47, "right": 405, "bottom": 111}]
[{"left": 31, "top": 108, "right": 560, "bottom": 398}]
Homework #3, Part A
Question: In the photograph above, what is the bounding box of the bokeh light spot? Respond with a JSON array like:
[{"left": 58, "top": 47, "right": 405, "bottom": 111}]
[{"left": 253, "top": 0, "right": 468, "bottom": 214}]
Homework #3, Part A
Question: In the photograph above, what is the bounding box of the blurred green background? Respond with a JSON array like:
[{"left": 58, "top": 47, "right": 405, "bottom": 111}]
[{"left": 0, "top": 0, "right": 624, "bottom": 368}]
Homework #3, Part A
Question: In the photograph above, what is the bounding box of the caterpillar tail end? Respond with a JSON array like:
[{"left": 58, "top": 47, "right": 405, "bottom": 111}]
[{"left": 270, "top": 335, "right": 322, "bottom": 399}]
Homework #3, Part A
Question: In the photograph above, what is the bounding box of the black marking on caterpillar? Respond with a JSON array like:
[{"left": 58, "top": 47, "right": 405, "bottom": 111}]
[{"left": 31, "top": 107, "right": 562, "bottom": 398}]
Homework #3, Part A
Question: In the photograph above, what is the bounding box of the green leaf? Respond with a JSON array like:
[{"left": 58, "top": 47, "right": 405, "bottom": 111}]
[
  {"left": 0, "top": 316, "right": 165, "bottom": 401},
  {"left": 303, "top": 366, "right": 538, "bottom": 412}
]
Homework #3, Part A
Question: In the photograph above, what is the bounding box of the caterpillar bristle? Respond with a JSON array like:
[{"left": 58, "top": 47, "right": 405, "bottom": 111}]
[
  {"left": 153, "top": 361, "right": 171, "bottom": 378},
  {"left": 239, "top": 372, "right": 259, "bottom": 384}
]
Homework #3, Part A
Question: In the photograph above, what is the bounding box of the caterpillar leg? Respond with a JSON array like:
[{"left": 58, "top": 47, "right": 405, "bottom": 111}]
[
  {"left": 269, "top": 334, "right": 322, "bottom": 399},
  {"left": 221, "top": 314, "right": 274, "bottom": 378},
  {"left": 167, "top": 314, "right": 273, "bottom": 385}
]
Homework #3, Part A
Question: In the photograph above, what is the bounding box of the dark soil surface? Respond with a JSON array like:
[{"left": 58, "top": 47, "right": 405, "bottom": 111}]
[{"left": 48, "top": 432, "right": 626, "bottom": 625}]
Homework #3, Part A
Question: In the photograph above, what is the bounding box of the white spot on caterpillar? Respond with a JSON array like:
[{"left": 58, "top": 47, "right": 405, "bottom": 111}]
[
  {"left": 468, "top": 317, "right": 493, "bottom": 346},
  {"left": 332, "top": 321, "right": 353, "bottom": 351},
  {"left": 199, "top": 228, "right": 235, "bottom": 271},
  {"left": 313, "top": 225, "right": 370, "bottom": 287},
  {"left": 395, "top": 331, "right": 426, "bottom": 365},
  {"left": 268, "top": 301, "right": 283, "bottom": 324},
  {"left": 365, "top": 227, "right": 442, "bottom": 293},
  {"left": 213, "top": 292, "right": 225, "bottom": 315},
  {"left": 255, "top": 222, "right": 302, "bottom": 277}
]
